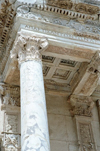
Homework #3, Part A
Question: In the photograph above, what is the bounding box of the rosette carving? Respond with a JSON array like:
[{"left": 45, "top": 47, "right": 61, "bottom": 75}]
[{"left": 11, "top": 33, "right": 48, "bottom": 64}]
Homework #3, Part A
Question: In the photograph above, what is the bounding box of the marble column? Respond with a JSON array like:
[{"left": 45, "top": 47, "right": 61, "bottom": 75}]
[{"left": 11, "top": 33, "right": 50, "bottom": 151}]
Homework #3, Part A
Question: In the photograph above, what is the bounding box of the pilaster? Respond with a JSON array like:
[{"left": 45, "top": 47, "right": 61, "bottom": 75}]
[
  {"left": 69, "top": 95, "right": 97, "bottom": 151},
  {"left": 0, "top": 84, "right": 21, "bottom": 151}
]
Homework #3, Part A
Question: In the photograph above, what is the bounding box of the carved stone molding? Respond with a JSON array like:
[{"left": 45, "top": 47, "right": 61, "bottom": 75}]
[
  {"left": 69, "top": 95, "right": 94, "bottom": 117},
  {"left": 0, "top": 0, "right": 16, "bottom": 60},
  {"left": 87, "top": 51, "right": 100, "bottom": 74},
  {"left": 2, "top": 100, "right": 21, "bottom": 150},
  {"left": 4, "top": 114, "right": 18, "bottom": 134},
  {"left": 11, "top": 33, "right": 48, "bottom": 64},
  {"left": 70, "top": 52, "right": 100, "bottom": 96},
  {"left": 75, "top": 3, "right": 99, "bottom": 15},
  {"left": 3, "top": 134, "right": 20, "bottom": 150},
  {"left": 16, "top": 7, "right": 100, "bottom": 37},
  {"left": 47, "top": 0, "right": 73, "bottom": 10},
  {"left": 75, "top": 116, "right": 97, "bottom": 151},
  {"left": 47, "top": 0, "right": 99, "bottom": 15}
]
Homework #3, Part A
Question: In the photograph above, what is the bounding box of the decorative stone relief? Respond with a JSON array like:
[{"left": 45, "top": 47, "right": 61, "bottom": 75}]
[
  {"left": 5, "top": 114, "right": 18, "bottom": 133},
  {"left": 11, "top": 33, "right": 48, "bottom": 64},
  {"left": 70, "top": 95, "right": 94, "bottom": 117},
  {"left": 0, "top": 0, "right": 16, "bottom": 58},
  {"left": 3, "top": 134, "right": 20, "bottom": 150},
  {"left": 47, "top": 0, "right": 99, "bottom": 15},
  {"left": 75, "top": 3, "right": 99, "bottom": 15},
  {"left": 0, "top": 84, "right": 20, "bottom": 107},
  {"left": 70, "top": 52, "right": 100, "bottom": 96},
  {"left": 70, "top": 105, "right": 93, "bottom": 117},
  {"left": 53, "top": 69, "right": 71, "bottom": 80},
  {"left": 60, "top": 59, "right": 76, "bottom": 67},
  {"left": 79, "top": 123, "right": 96, "bottom": 151},
  {"left": 87, "top": 52, "right": 100, "bottom": 75},
  {"left": 75, "top": 117, "right": 97, "bottom": 151},
  {"left": 42, "top": 55, "right": 55, "bottom": 63},
  {"left": 69, "top": 95, "right": 97, "bottom": 150},
  {"left": 17, "top": 9, "right": 100, "bottom": 36},
  {"left": 3, "top": 93, "right": 20, "bottom": 107},
  {"left": 24, "top": 25, "right": 100, "bottom": 45},
  {"left": 47, "top": 0, "right": 73, "bottom": 9}
]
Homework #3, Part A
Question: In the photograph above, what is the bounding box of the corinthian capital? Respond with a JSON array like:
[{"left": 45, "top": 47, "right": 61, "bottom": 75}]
[{"left": 10, "top": 33, "right": 48, "bottom": 64}]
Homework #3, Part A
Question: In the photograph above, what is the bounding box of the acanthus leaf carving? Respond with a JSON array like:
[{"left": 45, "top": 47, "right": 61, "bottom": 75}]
[
  {"left": 11, "top": 33, "right": 48, "bottom": 64},
  {"left": 69, "top": 95, "right": 94, "bottom": 117}
]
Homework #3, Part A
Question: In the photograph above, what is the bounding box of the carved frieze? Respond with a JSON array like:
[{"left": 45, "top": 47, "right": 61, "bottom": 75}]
[
  {"left": 47, "top": 0, "right": 73, "bottom": 9},
  {"left": 75, "top": 3, "right": 99, "bottom": 15},
  {"left": 47, "top": 0, "right": 99, "bottom": 15},
  {"left": 17, "top": 9, "right": 100, "bottom": 35}
]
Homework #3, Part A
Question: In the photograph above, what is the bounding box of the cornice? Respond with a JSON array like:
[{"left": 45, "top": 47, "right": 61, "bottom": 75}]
[
  {"left": 47, "top": 1, "right": 99, "bottom": 15},
  {"left": 0, "top": 1, "right": 17, "bottom": 55},
  {"left": 17, "top": 8, "right": 100, "bottom": 40},
  {"left": 32, "top": 4, "right": 98, "bottom": 21}
]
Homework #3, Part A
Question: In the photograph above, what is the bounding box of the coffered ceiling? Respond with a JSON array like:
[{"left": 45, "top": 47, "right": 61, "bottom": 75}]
[{"left": 42, "top": 55, "right": 80, "bottom": 84}]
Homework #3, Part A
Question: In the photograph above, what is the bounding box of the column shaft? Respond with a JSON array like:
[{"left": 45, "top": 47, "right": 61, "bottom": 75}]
[{"left": 20, "top": 60, "right": 50, "bottom": 151}]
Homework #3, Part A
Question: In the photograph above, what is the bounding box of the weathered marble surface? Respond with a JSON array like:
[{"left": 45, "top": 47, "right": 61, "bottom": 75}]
[
  {"left": 46, "top": 94, "right": 100, "bottom": 151},
  {"left": 20, "top": 60, "right": 50, "bottom": 151}
]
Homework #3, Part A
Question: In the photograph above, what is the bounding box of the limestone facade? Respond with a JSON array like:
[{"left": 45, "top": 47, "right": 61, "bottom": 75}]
[{"left": 0, "top": 0, "right": 100, "bottom": 151}]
